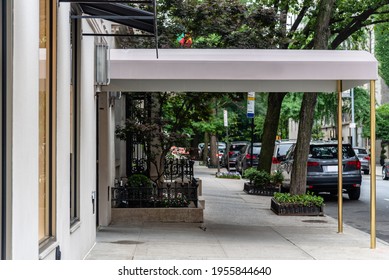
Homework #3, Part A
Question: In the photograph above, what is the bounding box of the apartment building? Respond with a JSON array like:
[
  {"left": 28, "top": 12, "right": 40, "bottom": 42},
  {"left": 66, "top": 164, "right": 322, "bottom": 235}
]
[{"left": 1, "top": 0, "right": 155, "bottom": 260}]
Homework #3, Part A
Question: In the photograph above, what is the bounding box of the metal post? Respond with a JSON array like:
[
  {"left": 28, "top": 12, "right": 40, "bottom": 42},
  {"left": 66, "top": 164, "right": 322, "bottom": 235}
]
[
  {"left": 153, "top": 0, "right": 159, "bottom": 59},
  {"left": 337, "top": 80, "right": 343, "bottom": 233},
  {"left": 250, "top": 118, "right": 254, "bottom": 168},
  {"left": 351, "top": 88, "right": 356, "bottom": 147},
  {"left": 370, "top": 80, "right": 376, "bottom": 249},
  {"left": 226, "top": 126, "right": 229, "bottom": 171},
  {"left": 224, "top": 109, "right": 229, "bottom": 171}
]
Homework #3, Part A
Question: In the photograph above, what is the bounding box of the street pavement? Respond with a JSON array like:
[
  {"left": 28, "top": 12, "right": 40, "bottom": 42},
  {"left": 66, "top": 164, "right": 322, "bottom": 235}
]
[{"left": 85, "top": 163, "right": 389, "bottom": 260}]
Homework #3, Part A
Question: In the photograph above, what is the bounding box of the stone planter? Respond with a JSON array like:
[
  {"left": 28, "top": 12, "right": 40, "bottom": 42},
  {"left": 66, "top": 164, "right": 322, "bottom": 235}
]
[
  {"left": 270, "top": 197, "right": 324, "bottom": 216},
  {"left": 111, "top": 202, "right": 204, "bottom": 224},
  {"left": 243, "top": 182, "right": 279, "bottom": 196}
]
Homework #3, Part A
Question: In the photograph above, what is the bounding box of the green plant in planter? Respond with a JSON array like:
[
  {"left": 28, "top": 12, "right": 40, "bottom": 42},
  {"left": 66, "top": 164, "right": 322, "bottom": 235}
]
[
  {"left": 216, "top": 171, "right": 241, "bottom": 179},
  {"left": 270, "top": 171, "right": 284, "bottom": 188},
  {"left": 127, "top": 174, "right": 153, "bottom": 188},
  {"left": 160, "top": 193, "right": 190, "bottom": 208},
  {"left": 242, "top": 168, "right": 258, "bottom": 183},
  {"left": 243, "top": 168, "right": 271, "bottom": 187},
  {"left": 273, "top": 192, "right": 324, "bottom": 207}
]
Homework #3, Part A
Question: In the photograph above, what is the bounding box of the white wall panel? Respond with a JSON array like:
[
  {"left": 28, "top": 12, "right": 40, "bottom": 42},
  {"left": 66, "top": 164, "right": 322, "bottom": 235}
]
[{"left": 12, "top": 0, "right": 39, "bottom": 259}]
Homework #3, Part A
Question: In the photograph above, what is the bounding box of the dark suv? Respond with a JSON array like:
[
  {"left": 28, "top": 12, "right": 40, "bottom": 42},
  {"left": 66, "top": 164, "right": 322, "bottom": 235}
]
[
  {"left": 235, "top": 142, "right": 261, "bottom": 174},
  {"left": 280, "top": 142, "right": 362, "bottom": 200},
  {"left": 223, "top": 141, "right": 249, "bottom": 170}
]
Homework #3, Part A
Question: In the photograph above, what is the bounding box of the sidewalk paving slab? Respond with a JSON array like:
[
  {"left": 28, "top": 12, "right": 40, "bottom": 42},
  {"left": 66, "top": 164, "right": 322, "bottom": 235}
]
[{"left": 85, "top": 162, "right": 389, "bottom": 260}]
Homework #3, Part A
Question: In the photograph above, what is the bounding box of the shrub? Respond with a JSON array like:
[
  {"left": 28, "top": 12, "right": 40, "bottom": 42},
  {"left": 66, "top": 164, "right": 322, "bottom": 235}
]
[
  {"left": 127, "top": 174, "right": 153, "bottom": 188},
  {"left": 244, "top": 168, "right": 284, "bottom": 187},
  {"left": 273, "top": 192, "right": 324, "bottom": 207},
  {"left": 270, "top": 171, "right": 284, "bottom": 187},
  {"left": 159, "top": 193, "right": 190, "bottom": 208}
]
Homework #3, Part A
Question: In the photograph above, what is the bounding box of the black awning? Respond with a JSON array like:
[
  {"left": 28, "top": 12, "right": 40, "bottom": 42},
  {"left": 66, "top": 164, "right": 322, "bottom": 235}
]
[{"left": 60, "top": 1, "right": 155, "bottom": 34}]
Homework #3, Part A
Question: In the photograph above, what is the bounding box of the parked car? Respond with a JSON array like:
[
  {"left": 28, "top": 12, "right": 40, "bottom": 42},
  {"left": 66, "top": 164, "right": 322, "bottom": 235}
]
[
  {"left": 199, "top": 142, "right": 226, "bottom": 162},
  {"left": 353, "top": 147, "right": 370, "bottom": 174},
  {"left": 235, "top": 142, "right": 261, "bottom": 174},
  {"left": 208, "top": 143, "right": 227, "bottom": 167},
  {"left": 383, "top": 162, "right": 389, "bottom": 180},
  {"left": 223, "top": 141, "right": 249, "bottom": 170},
  {"left": 271, "top": 140, "right": 296, "bottom": 171},
  {"left": 280, "top": 142, "right": 362, "bottom": 200}
]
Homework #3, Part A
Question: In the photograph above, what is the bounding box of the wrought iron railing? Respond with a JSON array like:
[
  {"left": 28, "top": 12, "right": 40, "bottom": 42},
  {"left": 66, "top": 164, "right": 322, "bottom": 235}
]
[
  {"left": 111, "top": 179, "right": 199, "bottom": 208},
  {"left": 164, "top": 158, "right": 194, "bottom": 182}
]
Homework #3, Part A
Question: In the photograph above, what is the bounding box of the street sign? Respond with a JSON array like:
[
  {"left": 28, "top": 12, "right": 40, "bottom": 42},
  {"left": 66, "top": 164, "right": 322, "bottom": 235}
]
[
  {"left": 247, "top": 92, "right": 255, "bottom": 118},
  {"left": 224, "top": 110, "right": 228, "bottom": 127}
]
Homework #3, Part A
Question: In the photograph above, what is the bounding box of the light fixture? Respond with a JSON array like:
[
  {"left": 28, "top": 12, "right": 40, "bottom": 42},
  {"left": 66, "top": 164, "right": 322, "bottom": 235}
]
[{"left": 95, "top": 43, "right": 110, "bottom": 89}]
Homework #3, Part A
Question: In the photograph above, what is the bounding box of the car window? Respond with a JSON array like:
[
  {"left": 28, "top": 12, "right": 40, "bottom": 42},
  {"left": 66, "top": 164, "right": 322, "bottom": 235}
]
[
  {"left": 278, "top": 143, "right": 294, "bottom": 157},
  {"left": 284, "top": 145, "right": 295, "bottom": 160},
  {"left": 230, "top": 144, "right": 246, "bottom": 151},
  {"left": 354, "top": 148, "right": 367, "bottom": 155},
  {"left": 310, "top": 145, "right": 355, "bottom": 159},
  {"left": 252, "top": 147, "right": 261, "bottom": 155}
]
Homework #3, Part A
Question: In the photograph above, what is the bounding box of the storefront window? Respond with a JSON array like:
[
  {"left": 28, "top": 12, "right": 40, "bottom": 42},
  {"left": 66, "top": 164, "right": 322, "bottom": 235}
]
[
  {"left": 70, "top": 14, "right": 80, "bottom": 226},
  {"left": 39, "top": 0, "right": 56, "bottom": 244},
  {"left": 0, "top": 0, "right": 4, "bottom": 260}
]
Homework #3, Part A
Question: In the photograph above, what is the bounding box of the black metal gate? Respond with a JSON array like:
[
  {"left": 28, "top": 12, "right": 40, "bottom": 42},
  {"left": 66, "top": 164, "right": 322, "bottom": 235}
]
[{"left": 126, "top": 93, "right": 152, "bottom": 177}]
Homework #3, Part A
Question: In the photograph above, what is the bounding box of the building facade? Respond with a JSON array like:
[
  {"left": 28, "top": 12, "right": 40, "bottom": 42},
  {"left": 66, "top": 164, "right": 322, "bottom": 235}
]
[{"left": 1, "top": 0, "right": 119, "bottom": 260}]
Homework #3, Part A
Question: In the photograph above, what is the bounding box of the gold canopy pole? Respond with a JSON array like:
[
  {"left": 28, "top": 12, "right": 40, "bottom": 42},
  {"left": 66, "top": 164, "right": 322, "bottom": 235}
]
[
  {"left": 370, "top": 80, "right": 376, "bottom": 249},
  {"left": 337, "top": 80, "right": 343, "bottom": 233}
]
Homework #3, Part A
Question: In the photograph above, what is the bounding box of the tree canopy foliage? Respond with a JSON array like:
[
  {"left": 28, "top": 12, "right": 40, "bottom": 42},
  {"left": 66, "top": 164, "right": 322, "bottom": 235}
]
[
  {"left": 116, "top": 0, "right": 389, "bottom": 193},
  {"left": 376, "top": 104, "right": 389, "bottom": 142},
  {"left": 375, "top": 22, "right": 389, "bottom": 86}
]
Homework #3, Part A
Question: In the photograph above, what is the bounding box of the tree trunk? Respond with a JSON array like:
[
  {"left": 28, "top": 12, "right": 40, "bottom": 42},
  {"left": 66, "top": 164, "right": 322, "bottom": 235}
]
[
  {"left": 290, "top": 93, "right": 319, "bottom": 195},
  {"left": 258, "top": 92, "right": 287, "bottom": 173},
  {"left": 210, "top": 134, "right": 218, "bottom": 167},
  {"left": 203, "top": 132, "right": 209, "bottom": 164},
  {"left": 257, "top": 3, "right": 289, "bottom": 174},
  {"left": 289, "top": 0, "right": 336, "bottom": 195}
]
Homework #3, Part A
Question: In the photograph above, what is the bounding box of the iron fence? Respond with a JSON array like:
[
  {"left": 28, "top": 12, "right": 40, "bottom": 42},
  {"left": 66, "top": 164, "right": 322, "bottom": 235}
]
[
  {"left": 111, "top": 179, "right": 199, "bottom": 208},
  {"left": 164, "top": 158, "right": 194, "bottom": 182}
]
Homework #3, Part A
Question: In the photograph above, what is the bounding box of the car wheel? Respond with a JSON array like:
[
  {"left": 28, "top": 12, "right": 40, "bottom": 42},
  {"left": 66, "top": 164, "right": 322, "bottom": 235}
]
[
  {"left": 236, "top": 162, "right": 242, "bottom": 175},
  {"left": 364, "top": 170, "right": 369, "bottom": 175},
  {"left": 348, "top": 188, "right": 360, "bottom": 200},
  {"left": 383, "top": 168, "right": 389, "bottom": 180}
]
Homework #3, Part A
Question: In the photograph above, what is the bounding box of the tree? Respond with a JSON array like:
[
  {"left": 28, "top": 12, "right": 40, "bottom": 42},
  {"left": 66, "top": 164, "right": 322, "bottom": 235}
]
[
  {"left": 376, "top": 104, "right": 389, "bottom": 142},
  {"left": 258, "top": 0, "right": 389, "bottom": 194},
  {"left": 289, "top": 0, "right": 336, "bottom": 195},
  {"left": 157, "top": 0, "right": 282, "bottom": 166},
  {"left": 375, "top": 22, "right": 389, "bottom": 86},
  {"left": 115, "top": 92, "right": 215, "bottom": 184},
  {"left": 279, "top": 93, "right": 303, "bottom": 139}
]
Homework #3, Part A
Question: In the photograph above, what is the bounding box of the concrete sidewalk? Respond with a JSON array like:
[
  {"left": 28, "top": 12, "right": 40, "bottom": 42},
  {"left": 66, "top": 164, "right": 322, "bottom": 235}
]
[{"left": 85, "top": 163, "right": 389, "bottom": 260}]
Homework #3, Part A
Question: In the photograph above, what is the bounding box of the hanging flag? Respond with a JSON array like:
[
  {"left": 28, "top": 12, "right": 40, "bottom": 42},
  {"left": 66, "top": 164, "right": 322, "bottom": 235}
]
[
  {"left": 177, "top": 33, "right": 185, "bottom": 43},
  {"left": 178, "top": 32, "right": 193, "bottom": 48}
]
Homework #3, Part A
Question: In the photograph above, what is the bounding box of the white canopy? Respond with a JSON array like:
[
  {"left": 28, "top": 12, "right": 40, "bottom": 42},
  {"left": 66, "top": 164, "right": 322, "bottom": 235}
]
[{"left": 104, "top": 49, "right": 378, "bottom": 93}]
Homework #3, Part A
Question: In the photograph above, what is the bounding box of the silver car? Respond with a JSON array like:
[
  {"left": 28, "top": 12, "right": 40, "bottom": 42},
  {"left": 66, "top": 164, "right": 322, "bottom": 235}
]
[{"left": 353, "top": 147, "right": 370, "bottom": 175}]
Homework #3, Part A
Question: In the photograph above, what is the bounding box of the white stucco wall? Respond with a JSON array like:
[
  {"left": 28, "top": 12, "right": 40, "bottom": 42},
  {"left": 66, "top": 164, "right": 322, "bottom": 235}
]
[
  {"left": 98, "top": 92, "right": 114, "bottom": 226},
  {"left": 114, "top": 97, "right": 127, "bottom": 178},
  {"left": 55, "top": 2, "right": 72, "bottom": 260},
  {"left": 12, "top": 0, "right": 40, "bottom": 259},
  {"left": 66, "top": 18, "right": 97, "bottom": 259},
  {"left": 11, "top": 2, "right": 99, "bottom": 260}
]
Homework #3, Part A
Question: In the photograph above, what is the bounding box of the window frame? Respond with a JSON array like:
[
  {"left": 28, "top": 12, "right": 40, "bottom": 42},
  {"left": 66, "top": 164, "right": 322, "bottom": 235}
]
[
  {"left": 39, "top": 0, "right": 57, "bottom": 248},
  {"left": 69, "top": 7, "right": 81, "bottom": 227},
  {"left": 1, "top": 0, "right": 13, "bottom": 260}
]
